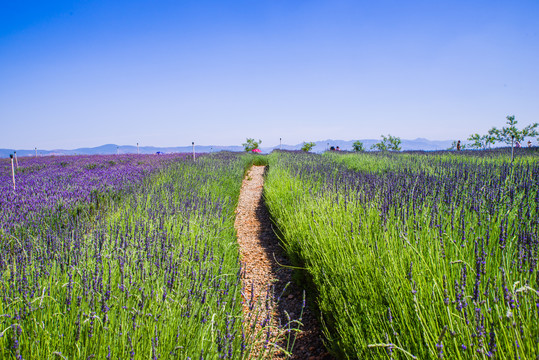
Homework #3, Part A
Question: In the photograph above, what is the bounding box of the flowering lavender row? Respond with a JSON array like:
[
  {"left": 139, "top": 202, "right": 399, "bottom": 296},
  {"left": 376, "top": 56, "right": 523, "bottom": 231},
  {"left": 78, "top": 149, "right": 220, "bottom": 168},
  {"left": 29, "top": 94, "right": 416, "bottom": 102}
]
[
  {"left": 0, "top": 154, "right": 186, "bottom": 235},
  {"left": 0, "top": 153, "right": 249, "bottom": 358},
  {"left": 264, "top": 151, "right": 539, "bottom": 359}
]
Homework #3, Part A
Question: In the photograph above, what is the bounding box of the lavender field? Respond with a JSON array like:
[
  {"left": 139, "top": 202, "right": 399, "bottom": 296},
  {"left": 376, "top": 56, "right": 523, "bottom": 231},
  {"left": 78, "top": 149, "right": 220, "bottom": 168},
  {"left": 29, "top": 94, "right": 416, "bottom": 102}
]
[{"left": 2, "top": 149, "right": 538, "bottom": 359}]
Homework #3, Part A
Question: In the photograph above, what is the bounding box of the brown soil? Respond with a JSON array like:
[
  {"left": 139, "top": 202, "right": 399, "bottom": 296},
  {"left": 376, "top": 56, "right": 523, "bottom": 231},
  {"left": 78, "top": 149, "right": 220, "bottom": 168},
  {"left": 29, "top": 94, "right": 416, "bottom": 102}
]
[{"left": 235, "top": 165, "right": 334, "bottom": 360}]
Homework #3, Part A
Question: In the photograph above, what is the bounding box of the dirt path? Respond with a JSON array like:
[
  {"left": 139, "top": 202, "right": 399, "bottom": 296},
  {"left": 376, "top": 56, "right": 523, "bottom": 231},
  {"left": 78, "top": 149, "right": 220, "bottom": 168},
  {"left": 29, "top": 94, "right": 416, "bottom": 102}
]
[{"left": 235, "top": 165, "right": 333, "bottom": 359}]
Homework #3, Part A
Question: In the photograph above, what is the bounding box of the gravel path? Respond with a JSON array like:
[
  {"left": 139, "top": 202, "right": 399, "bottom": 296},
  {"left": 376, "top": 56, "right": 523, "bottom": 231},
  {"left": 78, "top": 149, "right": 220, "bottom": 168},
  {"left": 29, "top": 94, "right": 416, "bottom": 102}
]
[{"left": 235, "top": 165, "right": 334, "bottom": 359}]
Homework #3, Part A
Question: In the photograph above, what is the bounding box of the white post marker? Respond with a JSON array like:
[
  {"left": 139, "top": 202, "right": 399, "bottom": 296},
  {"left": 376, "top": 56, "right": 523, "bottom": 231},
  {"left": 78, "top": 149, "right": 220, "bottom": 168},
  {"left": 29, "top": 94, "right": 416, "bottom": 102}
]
[
  {"left": 280, "top": 138, "right": 282, "bottom": 150},
  {"left": 35, "top": 147, "right": 37, "bottom": 157},
  {"left": 137, "top": 143, "right": 139, "bottom": 154},
  {"left": 192, "top": 142, "right": 195, "bottom": 161},
  {"left": 14, "top": 151, "right": 19, "bottom": 168},
  {"left": 10, "top": 154, "right": 15, "bottom": 191}
]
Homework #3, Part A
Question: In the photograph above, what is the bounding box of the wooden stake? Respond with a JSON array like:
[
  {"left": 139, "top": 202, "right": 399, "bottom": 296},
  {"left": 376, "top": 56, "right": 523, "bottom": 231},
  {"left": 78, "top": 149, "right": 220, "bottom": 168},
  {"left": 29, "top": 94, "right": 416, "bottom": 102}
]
[
  {"left": 192, "top": 142, "right": 195, "bottom": 161},
  {"left": 137, "top": 142, "right": 139, "bottom": 154},
  {"left": 14, "top": 151, "right": 19, "bottom": 168},
  {"left": 10, "top": 154, "right": 15, "bottom": 191},
  {"left": 35, "top": 147, "right": 37, "bottom": 157}
]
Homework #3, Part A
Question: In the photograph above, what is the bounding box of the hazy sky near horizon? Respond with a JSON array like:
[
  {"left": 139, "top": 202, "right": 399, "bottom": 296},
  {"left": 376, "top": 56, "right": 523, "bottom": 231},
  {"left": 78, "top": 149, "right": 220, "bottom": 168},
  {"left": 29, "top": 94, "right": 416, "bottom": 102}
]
[{"left": 1, "top": 0, "right": 539, "bottom": 149}]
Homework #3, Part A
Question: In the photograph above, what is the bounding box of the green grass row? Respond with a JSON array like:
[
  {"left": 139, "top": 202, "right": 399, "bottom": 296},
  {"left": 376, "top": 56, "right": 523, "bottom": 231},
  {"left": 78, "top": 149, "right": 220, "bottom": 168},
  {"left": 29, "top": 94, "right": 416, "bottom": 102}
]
[
  {"left": 1, "top": 154, "right": 258, "bottom": 359},
  {"left": 264, "top": 151, "right": 539, "bottom": 359}
]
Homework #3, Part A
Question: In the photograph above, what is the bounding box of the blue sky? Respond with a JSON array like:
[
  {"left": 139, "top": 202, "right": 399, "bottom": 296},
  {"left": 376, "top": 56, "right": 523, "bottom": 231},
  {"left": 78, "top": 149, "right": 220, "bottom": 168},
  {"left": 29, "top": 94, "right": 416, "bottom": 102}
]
[{"left": 1, "top": 0, "right": 538, "bottom": 149}]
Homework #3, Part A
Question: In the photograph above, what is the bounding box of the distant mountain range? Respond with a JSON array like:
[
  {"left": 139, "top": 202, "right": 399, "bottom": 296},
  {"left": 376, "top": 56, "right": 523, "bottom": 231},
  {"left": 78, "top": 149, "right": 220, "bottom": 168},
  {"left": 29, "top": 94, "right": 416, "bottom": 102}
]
[{"left": 0, "top": 138, "right": 455, "bottom": 158}]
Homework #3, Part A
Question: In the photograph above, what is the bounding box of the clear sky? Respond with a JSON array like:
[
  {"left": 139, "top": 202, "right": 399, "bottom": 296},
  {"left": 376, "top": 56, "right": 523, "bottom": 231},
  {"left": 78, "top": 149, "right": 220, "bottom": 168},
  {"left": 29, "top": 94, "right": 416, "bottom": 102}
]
[{"left": 1, "top": 0, "right": 538, "bottom": 149}]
